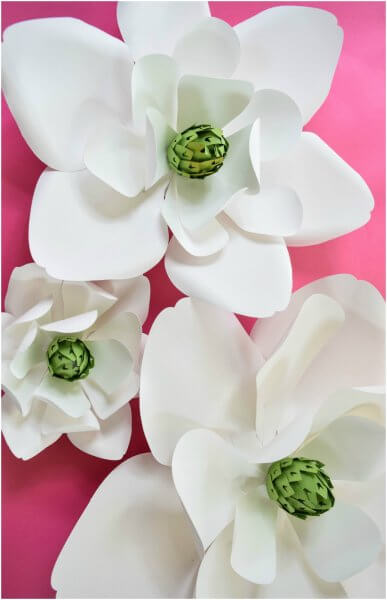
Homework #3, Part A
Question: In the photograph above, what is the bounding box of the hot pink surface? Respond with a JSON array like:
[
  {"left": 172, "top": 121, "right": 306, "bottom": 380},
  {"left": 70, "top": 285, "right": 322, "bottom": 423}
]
[{"left": 1, "top": 2, "right": 385, "bottom": 597}]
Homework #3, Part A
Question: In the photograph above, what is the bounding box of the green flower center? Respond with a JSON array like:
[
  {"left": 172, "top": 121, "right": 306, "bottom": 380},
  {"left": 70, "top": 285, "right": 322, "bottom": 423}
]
[
  {"left": 265, "top": 456, "right": 335, "bottom": 520},
  {"left": 167, "top": 123, "right": 229, "bottom": 179},
  {"left": 47, "top": 336, "right": 94, "bottom": 382}
]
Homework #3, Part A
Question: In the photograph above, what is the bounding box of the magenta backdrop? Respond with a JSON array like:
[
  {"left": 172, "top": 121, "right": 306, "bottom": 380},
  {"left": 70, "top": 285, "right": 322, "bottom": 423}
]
[{"left": 1, "top": 2, "right": 385, "bottom": 598}]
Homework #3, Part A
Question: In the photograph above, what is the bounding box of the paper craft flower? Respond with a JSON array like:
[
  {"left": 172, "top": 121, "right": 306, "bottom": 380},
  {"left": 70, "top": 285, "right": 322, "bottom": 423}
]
[
  {"left": 3, "top": 3, "right": 374, "bottom": 317},
  {"left": 51, "top": 275, "right": 385, "bottom": 598},
  {"left": 2, "top": 263, "right": 149, "bottom": 460}
]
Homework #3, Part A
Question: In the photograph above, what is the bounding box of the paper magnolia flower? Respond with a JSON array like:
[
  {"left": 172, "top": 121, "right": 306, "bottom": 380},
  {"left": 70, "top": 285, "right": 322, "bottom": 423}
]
[
  {"left": 2, "top": 3, "right": 374, "bottom": 317},
  {"left": 52, "top": 275, "right": 385, "bottom": 598},
  {"left": 2, "top": 263, "right": 149, "bottom": 460}
]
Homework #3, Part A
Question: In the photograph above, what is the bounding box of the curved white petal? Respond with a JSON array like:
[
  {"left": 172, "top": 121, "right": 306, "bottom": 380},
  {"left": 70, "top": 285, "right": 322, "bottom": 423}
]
[
  {"left": 4, "top": 264, "right": 59, "bottom": 317},
  {"left": 177, "top": 75, "right": 253, "bottom": 131},
  {"left": 95, "top": 277, "right": 150, "bottom": 326},
  {"left": 41, "top": 310, "right": 98, "bottom": 334},
  {"left": 231, "top": 486, "right": 277, "bottom": 584},
  {"left": 196, "top": 516, "right": 345, "bottom": 598},
  {"left": 132, "top": 54, "right": 178, "bottom": 132},
  {"left": 88, "top": 312, "right": 141, "bottom": 361},
  {"left": 293, "top": 501, "right": 383, "bottom": 582},
  {"left": 225, "top": 89, "right": 302, "bottom": 161},
  {"left": 196, "top": 524, "right": 256, "bottom": 599},
  {"left": 300, "top": 415, "right": 385, "bottom": 482},
  {"left": 172, "top": 429, "right": 257, "bottom": 550},
  {"left": 61, "top": 280, "right": 117, "bottom": 320},
  {"left": 34, "top": 373, "right": 89, "bottom": 418},
  {"left": 10, "top": 298, "right": 54, "bottom": 326},
  {"left": 2, "top": 395, "right": 60, "bottom": 460},
  {"left": 9, "top": 328, "right": 47, "bottom": 380},
  {"left": 163, "top": 181, "right": 229, "bottom": 256},
  {"left": 140, "top": 297, "right": 263, "bottom": 465},
  {"left": 251, "top": 275, "right": 385, "bottom": 411},
  {"left": 256, "top": 294, "right": 345, "bottom": 446},
  {"left": 146, "top": 108, "right": 176, "bottom": 188},
  {"left": 173, "top": 17, "right": 240, "bottom": 78},
  {"left": 117, "top": 1, "right": 210, "bottom": 59},
  {"left": 262, "top": 133, "right": 374, "bottom": 245},
  {"left": 165, "top": 222, "right": 292, "bottom": 318},
  {"left": 234, "top": 6, "right": 343, "bottom": 123},
  {"left": 84, "top": 120, "right": 146, "bottom": 197},
  {"left": 225, "top": 186, "right": 303, "bottom": 237},
  {"left": 342, "top": 552, "right": 385, "bottom": 599},
  {"left": 3, "top": 18, "right": 132, "bottom": 171},
  {"left": 86, "top": 339, "right": 132, "bottom": 395},
  {"left": 29, "top": 169, "right": 169, "bottom": 281},
  {"left": 68, "top": 404, "right": 132, "bottom": 460},
  {"left": 2, "top": 362, "right": 46, "bottom": 416},
  {"left": 81, "top": 371, "right": 139, "bottom": 421},
  {"left": 174, "top": 125, "right": 259, "bottom": 231},
  {"left": 41, "top": 402, "right": 100, "bottom": 435},
  {"left": 52, "top": 453, "right": 201, "bottom": 597}
]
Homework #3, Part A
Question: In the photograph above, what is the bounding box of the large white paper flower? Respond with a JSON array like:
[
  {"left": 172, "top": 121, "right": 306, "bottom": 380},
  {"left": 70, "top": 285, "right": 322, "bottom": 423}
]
[
  {"left": 2, "top": 263, "right": 149, "bottom": 460},
  {"left": 3, "top": 3, "right": 374, "bottom": 317},
  {"left": 140, "top": 274, "right": 385, "bottom": 596}
]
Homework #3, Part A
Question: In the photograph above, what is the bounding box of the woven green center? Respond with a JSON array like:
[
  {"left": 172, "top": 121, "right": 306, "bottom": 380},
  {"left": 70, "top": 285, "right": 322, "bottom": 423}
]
[
  {"left": 265, "top": 457, "right": 335, "bottom": 520},
  {"left": 167, "top": 124, "right": 229, "bottom": 179},
  {"left": 47, "top": 336, "right": 94, "bottom": 382}
]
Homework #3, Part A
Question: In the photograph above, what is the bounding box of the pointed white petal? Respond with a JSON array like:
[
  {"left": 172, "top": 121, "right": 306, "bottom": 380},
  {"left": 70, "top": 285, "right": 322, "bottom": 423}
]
[{"left": 34, "top": 373, "right": 89, "bottom": 418}]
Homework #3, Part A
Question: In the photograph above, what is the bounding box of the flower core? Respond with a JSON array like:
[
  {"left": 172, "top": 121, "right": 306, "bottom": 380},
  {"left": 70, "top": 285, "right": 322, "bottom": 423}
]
[
  {"left": 47, "top": 336, "right": 94, "bottom": 381},
  {"left": 167, "top": 124, "right": 229, "bottom": 179},
  {"left": 265, "top": 457, "right": 335, "bottom": 520}
]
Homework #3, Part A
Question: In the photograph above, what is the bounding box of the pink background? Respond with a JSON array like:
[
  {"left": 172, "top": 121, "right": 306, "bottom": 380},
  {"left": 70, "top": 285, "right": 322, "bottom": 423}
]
[{"left": 1, "top": 2, "right": 385, "bottom": 597}]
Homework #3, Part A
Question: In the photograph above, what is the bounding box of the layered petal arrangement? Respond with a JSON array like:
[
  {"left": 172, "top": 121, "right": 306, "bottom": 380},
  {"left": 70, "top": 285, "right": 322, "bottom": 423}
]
[
  {"left": 2, "top": 3, "right": 374, "bottom": 316},
  {"left": 52, "top": 275, "right": 385, "bottom": 597},
  {"left": 2, "top": 263, "right": 149, "bottom": 460}
]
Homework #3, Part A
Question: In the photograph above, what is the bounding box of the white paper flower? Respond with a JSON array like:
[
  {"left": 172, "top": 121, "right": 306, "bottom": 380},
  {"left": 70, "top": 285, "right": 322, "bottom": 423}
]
[
  {"left": 51, "top": 275, "right": 385, "bottom": 598},
  {"left": 2, "top": 263, "right": 149, "bottom": 460},
  {"left": 3, "top": 3, "right": 374, "bottom": 317}
]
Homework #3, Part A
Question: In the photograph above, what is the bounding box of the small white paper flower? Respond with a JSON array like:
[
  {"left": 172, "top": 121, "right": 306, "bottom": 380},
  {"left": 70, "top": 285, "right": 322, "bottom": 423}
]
[
  {"left": 51, "top": 275, "right": 385, "bottom": 598},
  {"left": 2, "top": 263, "right": 149, "bottom": 460},
  {"left": 2, "top": 3, "right": 374, "bottom": 317}
]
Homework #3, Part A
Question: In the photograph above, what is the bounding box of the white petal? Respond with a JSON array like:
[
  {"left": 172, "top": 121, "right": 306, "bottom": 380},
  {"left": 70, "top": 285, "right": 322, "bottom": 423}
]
[
  {"left": 41, "top": 310, "right": 98, "bottom": 334},
  {"left": 86, "top": 339, "right": 132, "bottom": 396},
  {"left": 234, "top": 6, "right": 343, "bottom": 123},
  {"left": 117, "top": 0, "right": 210, "bottom": 59},
  {"left": 140, "top": 297, "right": 263, "bottom": 465},
  {"left": 61, "top": 280, "right": 117, "bottom": 321},
  {"left": 84, "top": 120, "right": 146, "bottom": 198},
  {"left": 4, "top": 263, "right": 60, "bottom": 316},
  {"left": 163, "top": 181, "right": 229, "bottom": 256},
  {"left": 132, "top": 54, "right": 178, "bottom": 132},
  {"left": 94, "top": 277, "right": 150, "bottom": 325},
  {"left": 177, "top": 75, "right": 253, "bottom": 131},
  {"left": 231, "top": 486, "right": 277, "bottom": 584},
  {"left": 34, "top": 373, "right": 89, "bottom": 418},
  {"left": 81, "top": 371, "right": 139, "bottom": 421},
  {"left": 255, "top": 294, "right": 345, "bottom": 445},
  {"left": 342, "top": 552, "right": 385, "bottom": 599},
  {"left": 10, "top": 328, "right": 47, "bottom": 379},
  {"left": 88, "top": 312, "right": 141, "bottom": 360},
  {"left": 68, "top": 404, "right": 132, "bottom": 460},
  {"left": 300, "top": 415, "right": 385, "bottom": 482},
  {"left": 3, "top": 18, "right": 132, "bottom": 171},
  {"left": 165, "top": 222, "right": 292, "bottom": 318},
  {"left": 2, "top": 362, "right": 46, "bottom": 416},
  {"left": 293, "top": 501, "right": 383, "bottom": 582},
  {"left": 10, "top": 297, "right": 54, "bottom": 325},
  {"left": 41, "top": 402, "right": 100, "bottom": 435},
  {"left": 30, "top": 169, "right": 169, "bottom": 281},
  {"left": 146, "top": 108, "right": 176, "bottom": 188},
  {"left": 225, "top": 89, "right": 302, "bottom": 161},
  {"left": 251, "top": 275, "right": 385, "bottom": 407},
  {"left": 225, "top": 186, "right": 303, "bottom": 237},
  {"left": 175, "top": 125, "right": 259, "bottom": 231},
  {"left": 262, "top": 133, "right": 374, "bottom": 245},
  {"left": 196, "top": 524, "right": 256, "bottom": 599},
  {"left": 173, "top": 17, "right": 240, "bottom": 78},
  {"left": 2, "top": 395, "right": 60, "bottom": 460},
  {"left": 172, "top": 429, "right": 257, "bottom": 550}
]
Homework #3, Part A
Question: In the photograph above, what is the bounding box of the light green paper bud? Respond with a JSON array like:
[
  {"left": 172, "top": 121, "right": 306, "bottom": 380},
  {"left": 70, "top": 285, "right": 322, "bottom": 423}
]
[
  {"left": 167, "top": 123, "right": 229, "bottom": 179},
  {"left": 265, "top": 456, "right": 335, "bottom": 520},
  {"left": 47, "top": 336, "right": 94, "bottom": 382}
]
